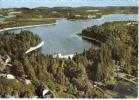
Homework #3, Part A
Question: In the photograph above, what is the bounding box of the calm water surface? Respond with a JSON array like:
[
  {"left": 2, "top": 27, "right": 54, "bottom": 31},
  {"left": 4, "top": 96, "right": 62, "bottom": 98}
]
[{"left": 9, "top": 14, "right": 138, "bottom": 55}]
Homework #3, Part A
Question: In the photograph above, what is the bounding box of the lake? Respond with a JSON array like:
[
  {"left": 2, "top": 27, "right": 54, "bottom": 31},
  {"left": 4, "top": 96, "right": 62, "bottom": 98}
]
[{"left": 9, "top": 14, "right": 138, "bottom": 55}]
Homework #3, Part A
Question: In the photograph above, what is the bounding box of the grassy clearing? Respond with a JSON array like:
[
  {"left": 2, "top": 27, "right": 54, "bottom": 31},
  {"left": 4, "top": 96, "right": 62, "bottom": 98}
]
[{"left": 0, "top": 18, "right": 56, "bottom": 29}]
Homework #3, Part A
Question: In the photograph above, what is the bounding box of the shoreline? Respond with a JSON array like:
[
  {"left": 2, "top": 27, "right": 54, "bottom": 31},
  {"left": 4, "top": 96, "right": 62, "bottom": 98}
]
[
  {"left": 0, "top": 14, "right": 137, "bottom": 32},
  {"left": 67, "top": 14, "right": 137, "bottom": 21},
  {"left": 0, "top": 22, "right": 58, "bottom": 32},
  {"left": 79, "top": 35, "right": 102, "bottom": 46}
]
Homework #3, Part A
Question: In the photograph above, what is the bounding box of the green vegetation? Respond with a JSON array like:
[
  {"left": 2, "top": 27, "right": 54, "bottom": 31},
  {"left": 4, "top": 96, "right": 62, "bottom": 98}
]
[
  {"left": 0, "top": 31, "right": 102, "bottom": 98},
  {"left": 0, "top": 21, "right": 138, "bottom": 98},
  {"left": 0, "top": 18, "right": 56, "bottom": 29},
  {"left": 81, "top": 21, "right": 138, "bottom": 77},
  {"left": 0, "top": 7, "right": 137, "bottom": 29}
]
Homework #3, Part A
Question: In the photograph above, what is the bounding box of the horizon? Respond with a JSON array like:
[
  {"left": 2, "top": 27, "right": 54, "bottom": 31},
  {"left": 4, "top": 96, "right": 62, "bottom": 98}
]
[{"left": 0, "top": 0, "right": 138, "bottom": 8}]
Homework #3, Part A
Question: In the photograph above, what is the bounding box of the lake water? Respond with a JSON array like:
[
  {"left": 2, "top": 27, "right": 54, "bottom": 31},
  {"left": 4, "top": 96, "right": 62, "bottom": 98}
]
[{"left": 9, "top": 14, "right": 138, "bottom": 55}]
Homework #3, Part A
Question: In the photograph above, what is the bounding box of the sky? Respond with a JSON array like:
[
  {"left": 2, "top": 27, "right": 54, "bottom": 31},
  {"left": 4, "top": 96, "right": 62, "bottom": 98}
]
[{"left": 0, "top": 0, "right": 138, "bottom": 8}]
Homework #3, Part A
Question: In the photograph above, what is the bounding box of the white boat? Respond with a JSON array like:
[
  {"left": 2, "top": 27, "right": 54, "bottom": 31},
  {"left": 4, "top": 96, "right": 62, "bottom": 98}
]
[{"left": 25, "top": 41, "right": 45, "bottom": 54}]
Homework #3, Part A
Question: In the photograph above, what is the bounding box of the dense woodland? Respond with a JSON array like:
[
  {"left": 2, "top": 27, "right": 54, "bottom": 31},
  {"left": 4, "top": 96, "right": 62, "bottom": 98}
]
[
  {"left": 0, "top": 21, "right": 138, "bottom": 98},
  {"left": 0, "top": 31, "right": 101, "bottom": 98},
  {"left": 81, "top": 21, "right": 138, "bottom": 76}
]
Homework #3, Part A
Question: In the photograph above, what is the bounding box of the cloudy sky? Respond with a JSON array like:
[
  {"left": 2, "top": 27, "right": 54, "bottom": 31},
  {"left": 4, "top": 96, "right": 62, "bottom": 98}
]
[{"left": 0, "top": 0, "right": 138, "bottom": 8}]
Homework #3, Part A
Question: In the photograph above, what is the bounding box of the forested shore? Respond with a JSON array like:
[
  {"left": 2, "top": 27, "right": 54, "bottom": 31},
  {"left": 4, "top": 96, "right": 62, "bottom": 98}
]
[{"left": 0, "top": 21, "right": 137, "bottom": 98}]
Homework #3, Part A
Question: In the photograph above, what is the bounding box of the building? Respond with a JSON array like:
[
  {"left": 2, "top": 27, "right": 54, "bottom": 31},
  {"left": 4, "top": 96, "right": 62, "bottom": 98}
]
[
  {"left": 25, "top": 79, "right": 32, "bottom": 85},
  {"left": 36, "top": 85, "right": 54, "bottom": 98},
  {"left": 43, "top": 90, "right": 53, "bottom": 98},
  {"left": 6, "top": 74, "right": 15, "bottom": 79},
  {"left": 75, "top": 14, "right": 81, "bottom": 17},
  {"left": 53, "top": 53, "right": 74, "bottom": 59},
  {"left": 8, "top": 11, "right": 22, "bottom": 15},
  {"left": 88, "top": 15, "right": 96, "bottom": 19},
  {"left": 86, "top": 10, "right": 100, "bottom": 12},
  {"left": 0, "top": 74, "right": 15, "bottom": 79}
]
